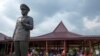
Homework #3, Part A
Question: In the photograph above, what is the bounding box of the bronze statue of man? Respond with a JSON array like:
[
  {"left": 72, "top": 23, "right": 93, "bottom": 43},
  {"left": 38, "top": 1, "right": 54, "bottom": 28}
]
[{"left": 13, "top": 4, "right": 33, "bottom": 56}]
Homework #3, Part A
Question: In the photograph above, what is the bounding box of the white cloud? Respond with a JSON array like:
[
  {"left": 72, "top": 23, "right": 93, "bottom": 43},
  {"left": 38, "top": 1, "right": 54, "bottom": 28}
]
[
  {"left": 2, "top": 16, "right": 15, "bottom": 27},
  {"left": 83, "top": 16, "right": 100, "bottom": 29},
  {"left": 0, "top": 0, "right": 19, "bottom": 36},
  {"left": 0, "top": 0, "right": 19, "bottom": 14},
  {"left": 1, "top": 0, "right": 100, "bottom": 37},
  {"left": 0, "top": 0, "right": 7, "bottom": 14},
  {"left": 31, "top": 11, "right": 77, "bottom": 36},
  {"left": 0, "top": 16, "right": 16, "bottom": 36}
]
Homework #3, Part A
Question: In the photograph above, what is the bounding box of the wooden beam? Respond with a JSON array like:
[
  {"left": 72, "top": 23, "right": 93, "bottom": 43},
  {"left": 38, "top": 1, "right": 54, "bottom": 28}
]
[
  {"left": 10, "top": 42, "right": 13, "bottom": 56},
  {"left": 88, "top": 40, "right": 92, "bottom": 56},
  {"left": 62, "top": 40, "right": 66, "bottom": 56},
  {"left": 45, "top": 41, "right": 48, "bottom": 56}
]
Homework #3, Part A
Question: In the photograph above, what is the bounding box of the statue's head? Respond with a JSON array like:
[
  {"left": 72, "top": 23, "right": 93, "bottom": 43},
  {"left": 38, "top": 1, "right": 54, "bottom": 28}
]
[{"left": 20, "top": 4, "right": 30, "bottom": 16}]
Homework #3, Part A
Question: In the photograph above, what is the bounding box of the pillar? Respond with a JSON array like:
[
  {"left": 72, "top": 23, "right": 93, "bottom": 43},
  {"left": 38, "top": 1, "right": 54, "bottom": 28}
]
[
  {"left": 64, "top": 40, "right": 66, "bottom": 56},
  {"left": 99, "top": 42, "right": 100, "bottom": 49},
  {"left": 62, "top": 40, "right": 66, "bottom": 56},
  {"left": 83, "top": 40, "right": 86, "bottom": 56},
  {"left": 6, "top": 42, "right": 8, "bottom": 55},
  {"left": 46, "top": 41, "right": 48, "bottom": 56},
  {"left": 32, "top": 41, "right": 34, "bottom": 48},
  {"left": 4, "top": 42, "right": 6, "bottom": 56},
  {"left": 98, "top": 42, "right": 99, "bottom": 49},
  {"left": 88, "top": 40, "right": 92, "bottom": 56},
  {"left": 10, "top": 42, "right": 13, "bottom": 56}
]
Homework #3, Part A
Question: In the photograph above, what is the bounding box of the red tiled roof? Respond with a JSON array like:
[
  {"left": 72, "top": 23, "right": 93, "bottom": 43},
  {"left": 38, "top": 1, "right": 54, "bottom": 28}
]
[
  {"left": 53, "top": 21, "right": 68, "bottom": 32},
  {"left": 0, "top": 33, "right": 12, "bottom": 41},
  {"left": 30, "top": 21, "right": 84, "bottom": 41},
  {"left": 31, "top": 21, "right": 100, "bottom": 41}
]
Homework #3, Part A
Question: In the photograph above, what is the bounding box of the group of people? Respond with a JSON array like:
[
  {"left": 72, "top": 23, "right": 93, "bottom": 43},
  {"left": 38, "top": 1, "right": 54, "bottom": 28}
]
[
  {"left": 27, "top": 49, "right": 64, "bottom": 56},
  {"left": 27, "top": 48, "right": 100, "bottom": 56},
  {"left": 67, "top": 49, "right": 94, "bottom": 56},
  {"left": 67, "top": 49, "right": 100, "bottom": 56}
]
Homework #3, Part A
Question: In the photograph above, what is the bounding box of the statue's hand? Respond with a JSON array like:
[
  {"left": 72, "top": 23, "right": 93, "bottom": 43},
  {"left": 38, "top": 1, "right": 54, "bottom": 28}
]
[{"left": 21, "top": 19, "right": 24, "bottom": 23}]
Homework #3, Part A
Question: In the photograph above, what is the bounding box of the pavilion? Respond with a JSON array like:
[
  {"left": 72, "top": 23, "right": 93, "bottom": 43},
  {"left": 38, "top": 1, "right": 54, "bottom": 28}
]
[{"left": 29, "top": 21, "right": 100, "bottom": 56}]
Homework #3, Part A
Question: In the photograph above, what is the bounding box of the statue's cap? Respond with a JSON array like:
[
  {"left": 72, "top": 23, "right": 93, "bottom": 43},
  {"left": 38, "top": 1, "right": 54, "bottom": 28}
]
[{"left": 20, "top": 4, "right": 30, "bottom": 11}]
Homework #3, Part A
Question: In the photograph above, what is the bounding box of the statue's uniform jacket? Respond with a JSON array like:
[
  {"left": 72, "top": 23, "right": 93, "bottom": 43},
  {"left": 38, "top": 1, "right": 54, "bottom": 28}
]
[{"left": 13, "top": 16, "right": 33, "bottom": 41}]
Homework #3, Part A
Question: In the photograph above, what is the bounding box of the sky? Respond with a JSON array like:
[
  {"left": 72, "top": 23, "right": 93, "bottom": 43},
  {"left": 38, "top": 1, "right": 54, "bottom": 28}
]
[{"left": 0, "top": 0, "right": 100, "bottom": 37}]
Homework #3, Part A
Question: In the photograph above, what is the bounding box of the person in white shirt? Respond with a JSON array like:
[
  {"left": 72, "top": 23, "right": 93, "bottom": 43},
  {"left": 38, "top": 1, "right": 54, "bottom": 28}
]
[{"left": 95, "top": 49, "right": 99, "bottom": 56}]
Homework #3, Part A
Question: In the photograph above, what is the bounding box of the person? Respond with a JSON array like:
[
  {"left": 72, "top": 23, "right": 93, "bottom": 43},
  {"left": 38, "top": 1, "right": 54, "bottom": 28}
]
[
  {"left": 79, "top": 50, "right": 83, "bottom": 56},
  {"left": 61, "top": 50, "right": 65, "bottom": 56},
  {"left": 46, "top": 52, "right": 48, "bottom": 56},
  {"left": 68, "top": 49, "right": 74, "bottom": 56},
  {"left": 28, "top": 48, "right": 31, "bottom": 56},
  {"left": 49, "top": 50, "right": 53, "bottom": 56},
  {"left": 95, "top": 49, "right": 99, "bottom": 56},
  {"left": 57, "top": 53, "right": 61, "bottom": 56},
  {"left": 39, "top": 51, "right": 43, "bottom": 56},
  {"left": 31, "top": 49, "right": 38, "bottom": 56},
  {"left": 73, "top": 49, "right": 77, "bottom": 56},
  {"left": 28, "top": 52, "right": 31, "bottom": 56},
  {"left": 13, "top": 4, "right": 33, "bottom": 56}
]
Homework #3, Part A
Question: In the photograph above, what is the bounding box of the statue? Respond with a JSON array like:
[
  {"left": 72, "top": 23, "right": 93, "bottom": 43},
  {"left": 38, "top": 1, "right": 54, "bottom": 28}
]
[{"left": 13, "top": 4, "right": 33, "bottom": 56}]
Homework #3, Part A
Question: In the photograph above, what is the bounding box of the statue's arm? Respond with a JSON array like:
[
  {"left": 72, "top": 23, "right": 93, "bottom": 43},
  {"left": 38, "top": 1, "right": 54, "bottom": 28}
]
[{"left": 12, "top": 22, "right": 17, "bottom": 39}]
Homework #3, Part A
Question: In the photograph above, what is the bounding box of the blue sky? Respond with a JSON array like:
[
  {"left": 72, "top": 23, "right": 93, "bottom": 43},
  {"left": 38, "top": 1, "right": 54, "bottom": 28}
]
[{"left": 0, "top": 0, "right": 100, "bottom": 37}]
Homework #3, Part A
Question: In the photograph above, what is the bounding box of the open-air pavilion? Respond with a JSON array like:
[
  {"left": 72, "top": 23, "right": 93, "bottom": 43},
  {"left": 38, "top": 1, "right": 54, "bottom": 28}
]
[{"left": 29, "top": 22, "right": 100, "bottom": 56}]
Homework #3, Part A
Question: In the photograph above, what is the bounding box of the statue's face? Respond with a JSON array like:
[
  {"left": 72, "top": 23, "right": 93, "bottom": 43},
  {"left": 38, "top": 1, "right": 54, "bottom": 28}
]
[{"left": 21, "top": 7, "right": 29, "bottom": 16}]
